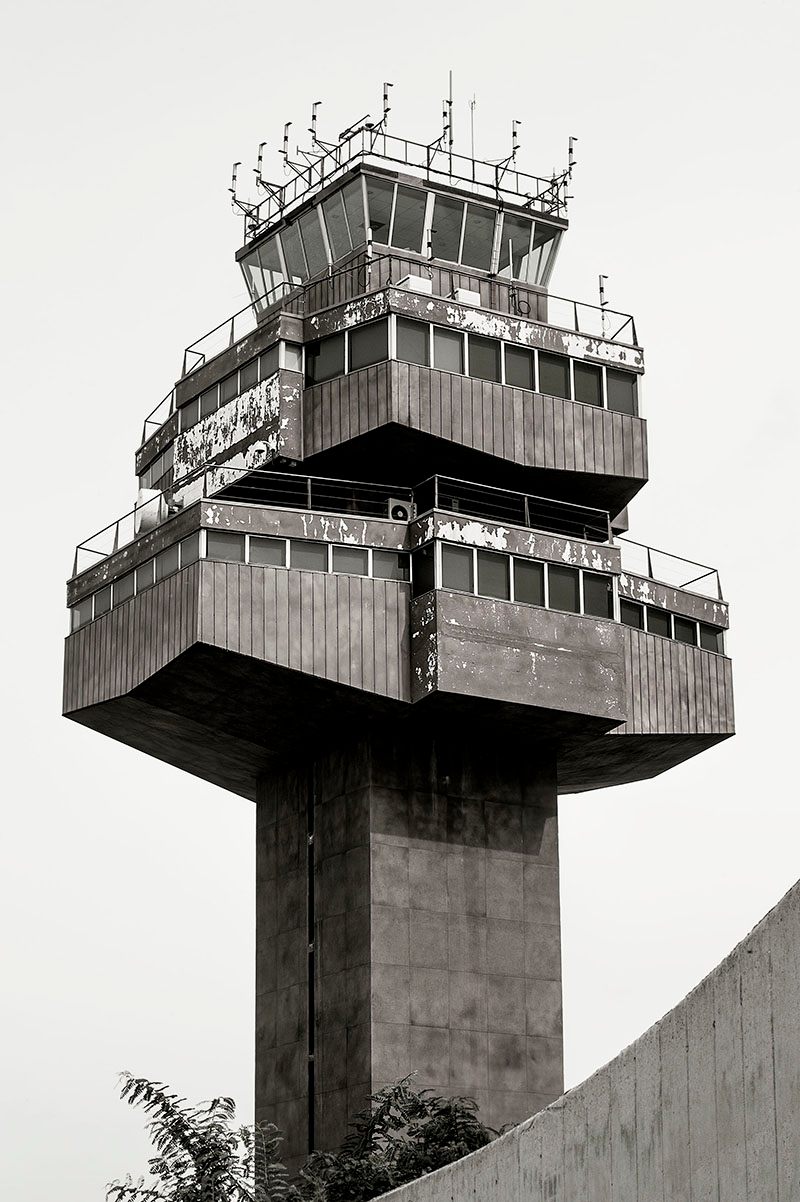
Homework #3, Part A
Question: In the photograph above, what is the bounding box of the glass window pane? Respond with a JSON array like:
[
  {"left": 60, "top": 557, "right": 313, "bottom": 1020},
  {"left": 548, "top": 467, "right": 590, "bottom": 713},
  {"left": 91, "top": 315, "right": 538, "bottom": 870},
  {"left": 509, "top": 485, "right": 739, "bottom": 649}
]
[
  {"left": 699, "top": 623, "right": 724, "bottom": 653},
  {"left": 477, "top": 550, "right": 509, "bottom": 599},
  {"left": 280, "top": 223, "right": 307, "bottom": 283},
  {"left": 260, "top": 346, "right": 279, "bottom": 379},
  {"left": 620, "top": 599, "right": 644, "bottom": 629},
  {"left": 583, "top": 572, "right": 613, "bottom": 618},
  {"left": 505, "top": 346, "right": 535, "bottom": 390},
  {"left": 441, "top": 544, "right": 474, "bottom": 593},
  {"left": 290, "top": 540, "right": 328, "bottom": 572},
  {"left": 366, "top": 177, "right": 394, "bottom": 243},
  {"left": 433, "top": 327, "right": 464, "bottom": 373},
  {"left": 461, "top": 203, "right": 495, "bottom": 270},
  {"left": 241, "top": 249, "right": 265, "bottom": 302},
  {"left": 322, "top": 191, "right": 351, "bottom": 261},
  {"left": 647, "top": 607, "right": 672, "bottom": 638},
  {"left": 305, "top": 333, "right": 345, "bottom": 385},
  {"left": 258, "top": 238, "right": 285, "bottom": 294},
  {"left": 431, "top": 195, "right": 463, "bottom": 262},
  {"left": 206, "top": 531, "right": 245, "bottom": 563},
  {"left": 349, "top": 319, "right": 388, "bottom": 371},
  {"left": 250, "top": 536, "right": 286, "bottom": 567},
  {"left": 528, "top": 225, "right": 558, "bottom": 285},
  {"left": 498, "top": 213, "right": 533, "bottom": 278},
  {"left": 607, "top": 369, "right": 638, "bottom": 415},
  {"left": 299, "top": 209, "right": 328, "bottom": 277},
  {"left": 180, "top": 398, "right": 199, "bottom": 431},
  {"left": 283, "top": 343, "right": 302, "bottom": 373},
  {"left": 136, "top": 559, "right": 155, "bottom": 591},
  {"left": 113, "top": 573, "right": 135, "bottom": 604},
  {"left": 373, "top": 550, "right": 410, "bottom": 581},
  {"left": 390, "top": 185, "right": 426, "bottom": 252},
  {"left": 220, "top": 373, "right": 238, "bottom": 405},
  {"left": 514, "top": 559, "right": 544, "bottom": 606},
  {"left": 342, "top": 178, "right": 366, "bottom": 248},
  {"left": 412, "top": 544, "right": 435, "bottom": 597},
  {"left": 179, "top": 533, "right": 200, "bottom": 567},
  {"left": 674, "top": 616, "right": 698, "bottom": 645},
  {"left": 539, "top": 352, "right": 570, "bottom": 400},
  {"left": 548, "top": 564, "right": 579, "bottom": 612},
  {"left": 468, "top": 334, "right": 501, "bottom": 383},
  {"left": 240, "top": 359, "right": 259, "bottom": 391},
  {"left": 200, "top": 386, "right": 218, "bottom": 417},
  {"left": 574, "top": 361, "right": 602, "bottom": 407},
  {"left": 94, "top": 585, "right": 112, "bottom": 616},
  {"left": 332, "top": 545, "right": 369, "bottom": 576},
  {"left": 155, "top": 544, "right": 180, "bottom": 577},
  {"left": 72, "top": 597, "right": 93, "bottom": 630},
  {"left": 397, "top": 317, "right": 429, "bottom": 366}
]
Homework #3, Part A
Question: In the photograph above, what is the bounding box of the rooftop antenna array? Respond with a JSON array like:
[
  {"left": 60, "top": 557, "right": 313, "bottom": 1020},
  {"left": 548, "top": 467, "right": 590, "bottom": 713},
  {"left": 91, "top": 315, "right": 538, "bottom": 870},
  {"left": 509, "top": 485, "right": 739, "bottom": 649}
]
[
  {"left": 469, "top": 94, "right": 477, "bottom": 158},
  {"left": 599, "top": 273, "right": 609, "bottom": 338}
]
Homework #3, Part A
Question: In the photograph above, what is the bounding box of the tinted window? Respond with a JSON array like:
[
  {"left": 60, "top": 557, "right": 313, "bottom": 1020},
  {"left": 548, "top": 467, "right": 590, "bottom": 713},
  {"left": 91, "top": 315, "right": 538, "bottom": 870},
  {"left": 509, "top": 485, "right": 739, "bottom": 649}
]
[
  {"left": 305, "top": 333, "right": 345, "bottom": 385},
  {"left": 220, "top": 374, "right": 238, "bottom": 405},
  {"left": 548, "top": 564, "right": 580, "bottom": 613},
  {"left": 284, "top": 343, "right": 302, "bottom": 373},
  {"left": 240, "top": 359, "right": 259, "bottom": 391},
  {"left": 647, "top": 607, "right": 671, "bottom": 638},
  {"left": 461, "top": 203, "right": 495, "bottom": 271},
  {"left": 322, "top": 190, "right": 351, "bottom": 261},
  {"left": 529, "top": 225, "right": 558, "bottom": 284},
  {"left": 433, "top": 327, "right": 464, "bottom": 373},
  {"left": 259, "top": 237, "right": 284, "bottom": 293},
  {"left": 699, "top": 624, "right": 724, "bottom": 653},
  {"left": 607, "top": 369, "right": 638, "bottom": 415},
  {"left": 155, "top": 544, "right": 180, "bottom": 578},
  {"left": 539, "top": 352, "right": 570, "bottom": 400},
  {"left": 411, "top": 544, "right": 435, "bottom": 597},
  {"left": 281, "top": 223, "right": 306, "bottom": 282},
  {"left": 498, "top": 213, "right": 532, "bottom": 278},
  {"left": 574, "top": 361, "right": 602, "bottom": 407},
  {"left": 441, "top": 544, "right": 473, "bottom": 593},
  {"left": 332, "top": 546, "right": 369, "bottom": 576},
  {"left": 250, "top": 536, "right": 286, "bottom": 567},
  {"left": 200, "top": 386, "right": 218, "bottom": 417},
  {"left": 431, "top": 195, "right": 463, "bottom": 262},
  {"left": 468, "top": 335, "right": 501, "bottom": 383},
  {"left": 113, "top": 573, "right": 135, "bottom": 604},
  {"left": 72, "top": 597, "right": 93, "bottom": 630},
  {"left": 514, "top": 559, "right": 544, "bottom": 606},
  {"left": 290, "top": 540, "right": 328, "bottom": 572},
  {"left": 349, "top": 319, "right": 388, "bottom": 371},
  {"left": 206, "top": 532, "right": 245, "bottom": 563},
  {"left": 299, "top": 210, "right": 327, "bottom": 277},
  {"left": 179, "top": 533, "right": 200, "bottom": 566},
  {"left": 373, "top": 550, "right": 410, "bottom": 581},
  {"left": 583, "top": 572, "right": 613, "bottom": 618},
  {"left": 391, "top": 185, "right": 426, "bottom": 252},
  {"left": 180, "top": 398, "right": 199, "bottom": 430},
  {"left": 136, "top": 559, "right": 155, "bottom": 591},
  {"left": 342, "top": 178, "right": 366, "bottom": 247},
  {"left": 94, "top": 585, "right": 112, "bottom": 616},
  {"left": 505, "top": 346, "right": 535, "bottom": 390},
  {"left": 260, "top": 346, "right": 279, "bottom": 379},
  {"left": 674, "top": 616, "right": 698, "bottom": 645},
  {"left": 366, "top": 177, "right": 394, "bottom": 242},
  {"left": 397, "top": 317, "right": 429, "bottom": 366},
  {"left": 477, "top": 550, "right": 509, "bottom": 600},
  {"left": 620, "top": 598, "right": 644, "bottom": 629}
]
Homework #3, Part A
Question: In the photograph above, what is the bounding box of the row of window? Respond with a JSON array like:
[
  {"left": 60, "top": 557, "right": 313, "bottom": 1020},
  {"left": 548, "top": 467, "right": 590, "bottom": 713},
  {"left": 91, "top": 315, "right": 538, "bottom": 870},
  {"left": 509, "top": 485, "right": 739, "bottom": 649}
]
[
  {"left": 140, "top": 442, "right": 175, "bottom": 489},
  {"left": 240, "top": 174, "right": 560, "bottom": 305},
  {"left": 619, "top": 598, "right": 724, "bottom": 653},
  {"left": 177, "top": 341, "right": 301, "bottom": 433},
  {"left": 306, "top": 315, "right": 638, "bottom": 414}
]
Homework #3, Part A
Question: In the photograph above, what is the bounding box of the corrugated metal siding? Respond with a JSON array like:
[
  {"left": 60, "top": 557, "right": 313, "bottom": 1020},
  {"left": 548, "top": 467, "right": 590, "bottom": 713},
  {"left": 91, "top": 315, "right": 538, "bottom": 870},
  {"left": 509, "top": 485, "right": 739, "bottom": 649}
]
[{"left": 616, "top": 626, "right": 734, "bottom": 736}]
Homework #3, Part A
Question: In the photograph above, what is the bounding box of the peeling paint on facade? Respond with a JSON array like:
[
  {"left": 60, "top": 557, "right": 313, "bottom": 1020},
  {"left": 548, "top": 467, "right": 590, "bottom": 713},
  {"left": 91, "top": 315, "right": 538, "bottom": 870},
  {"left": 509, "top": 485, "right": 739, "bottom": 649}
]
[
  {"left": 174, "top": 374, "right": 285, "bottom": 482},
  {"left": 619, "top": 571, "right": 730, "bottom": 628}
]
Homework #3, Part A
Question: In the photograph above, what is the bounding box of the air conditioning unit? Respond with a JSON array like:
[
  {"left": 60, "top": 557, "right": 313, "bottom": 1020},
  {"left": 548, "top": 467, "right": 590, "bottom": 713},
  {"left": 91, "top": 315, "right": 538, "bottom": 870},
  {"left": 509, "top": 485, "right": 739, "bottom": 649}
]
[
  {"left": 134, "top": 488, "right": 168, "bottom": 535},
  {"left": 452, "top": 287, "right": 481, "bottom": 306},
  {"left": 388, "top": 498, "right": 414, "bottom": 522},
  {"left": 396, "top": 274, "right": 433, "bottom": 296}
]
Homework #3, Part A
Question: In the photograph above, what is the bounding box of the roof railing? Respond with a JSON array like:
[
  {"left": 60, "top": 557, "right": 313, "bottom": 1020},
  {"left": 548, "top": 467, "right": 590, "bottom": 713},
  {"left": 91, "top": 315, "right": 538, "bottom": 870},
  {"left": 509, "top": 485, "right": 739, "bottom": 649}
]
[{"left": 616, "top": 537, "right": 723, "bottom": 600}]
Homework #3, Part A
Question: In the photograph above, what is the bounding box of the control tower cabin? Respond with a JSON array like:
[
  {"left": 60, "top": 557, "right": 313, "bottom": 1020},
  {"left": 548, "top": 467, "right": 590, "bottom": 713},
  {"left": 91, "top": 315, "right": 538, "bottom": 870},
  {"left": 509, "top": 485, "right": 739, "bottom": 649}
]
[{"left": 63, "top": 108, "right": 734, "bottom": 1171}]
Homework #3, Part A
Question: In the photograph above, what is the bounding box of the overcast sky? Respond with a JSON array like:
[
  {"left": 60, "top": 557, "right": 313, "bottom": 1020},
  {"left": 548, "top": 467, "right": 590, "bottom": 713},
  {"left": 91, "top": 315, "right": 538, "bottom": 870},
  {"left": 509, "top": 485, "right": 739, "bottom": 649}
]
[{"left": 2, "top": 1, "right": 799, "bottom": 1198}]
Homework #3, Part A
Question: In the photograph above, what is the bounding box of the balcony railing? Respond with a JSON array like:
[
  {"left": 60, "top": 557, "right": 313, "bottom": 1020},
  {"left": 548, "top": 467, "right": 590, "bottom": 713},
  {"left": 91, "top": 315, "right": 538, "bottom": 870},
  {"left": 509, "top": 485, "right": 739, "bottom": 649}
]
[{"left": 616, "top": 538, "right": 722, "bottom": 600}]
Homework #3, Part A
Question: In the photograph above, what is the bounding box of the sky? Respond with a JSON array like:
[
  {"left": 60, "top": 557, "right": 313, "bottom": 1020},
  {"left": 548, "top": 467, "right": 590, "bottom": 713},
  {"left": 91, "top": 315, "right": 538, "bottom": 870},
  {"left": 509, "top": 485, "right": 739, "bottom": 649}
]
[{"left": 2, "top": 0, "right": 799, "bottom": 1197}]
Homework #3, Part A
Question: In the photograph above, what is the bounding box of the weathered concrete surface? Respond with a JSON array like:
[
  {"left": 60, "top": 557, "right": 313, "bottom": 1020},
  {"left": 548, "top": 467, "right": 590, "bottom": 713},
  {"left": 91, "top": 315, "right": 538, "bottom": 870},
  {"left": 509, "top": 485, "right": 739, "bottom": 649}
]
[{"left": 377, "top": 879, "right": 800, "bottom": 1201}]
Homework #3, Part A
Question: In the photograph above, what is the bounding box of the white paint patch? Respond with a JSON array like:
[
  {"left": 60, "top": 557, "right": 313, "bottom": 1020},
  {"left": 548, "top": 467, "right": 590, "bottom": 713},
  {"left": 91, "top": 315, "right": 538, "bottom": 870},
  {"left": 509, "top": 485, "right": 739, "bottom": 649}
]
[{"left": 436, "top": 519, "right": 510, "bottom": 550}]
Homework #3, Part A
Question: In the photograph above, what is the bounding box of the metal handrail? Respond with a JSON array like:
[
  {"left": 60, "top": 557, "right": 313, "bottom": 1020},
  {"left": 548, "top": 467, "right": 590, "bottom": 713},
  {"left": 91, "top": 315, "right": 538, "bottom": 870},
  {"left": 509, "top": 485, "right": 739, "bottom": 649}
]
[{"left": 616, "top": 537, "right": 723, "bottom": 600}]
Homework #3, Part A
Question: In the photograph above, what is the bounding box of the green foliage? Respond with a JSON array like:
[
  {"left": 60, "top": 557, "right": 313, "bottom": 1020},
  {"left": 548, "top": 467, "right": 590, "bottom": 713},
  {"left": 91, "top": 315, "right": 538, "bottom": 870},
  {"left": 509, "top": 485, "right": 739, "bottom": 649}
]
[{"left": 109, "top": 1073, "right": 496, "bottom": 1202}]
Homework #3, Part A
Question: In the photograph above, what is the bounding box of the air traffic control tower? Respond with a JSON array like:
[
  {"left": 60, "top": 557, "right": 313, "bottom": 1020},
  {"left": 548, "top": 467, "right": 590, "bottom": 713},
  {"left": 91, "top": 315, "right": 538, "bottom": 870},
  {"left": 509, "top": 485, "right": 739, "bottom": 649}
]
[{"left": 64, "top": 100, "right": 734, "bottom": 1170}]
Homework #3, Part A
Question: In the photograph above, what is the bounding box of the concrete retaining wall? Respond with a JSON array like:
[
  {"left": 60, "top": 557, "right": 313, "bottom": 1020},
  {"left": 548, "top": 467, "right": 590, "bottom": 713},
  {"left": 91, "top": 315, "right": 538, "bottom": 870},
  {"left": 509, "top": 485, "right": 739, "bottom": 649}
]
[{"left": 380, "top": 879, "right": 800, "bottom": 1201}]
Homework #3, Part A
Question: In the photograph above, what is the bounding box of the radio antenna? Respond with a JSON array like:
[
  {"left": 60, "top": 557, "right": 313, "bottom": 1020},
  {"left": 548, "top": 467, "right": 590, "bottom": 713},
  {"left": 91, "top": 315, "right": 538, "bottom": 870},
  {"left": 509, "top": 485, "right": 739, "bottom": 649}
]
[
  {"left": 469, "top": 94, "right": 477, "bottom": 158},
  {"left": 569, "top": 136, "right": 578, "bottom": 178}
]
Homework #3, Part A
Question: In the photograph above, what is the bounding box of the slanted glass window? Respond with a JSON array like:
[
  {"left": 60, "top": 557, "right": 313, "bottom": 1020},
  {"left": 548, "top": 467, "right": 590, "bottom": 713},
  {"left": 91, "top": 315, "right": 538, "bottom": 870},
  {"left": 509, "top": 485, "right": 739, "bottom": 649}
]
[
  {"left": 342, "top": 178, "right": 366, "bottom": 248},
  {"left": 180, "top": 398, "right": 199, "bottom": 430},
  {"left": 332, "top": 545, "right": 369, "bottom": 576},
  {"left": 441, "top": 544, "right": 474, "bottom": 593},
  {"left": 258, "top": 238, "right": 285, "bottom": 295},
  {"left": 290, "top": 540, "right": 328, "bottom": 572},
  {"left": 241, "top": 248, "right": 266, "bottom": 303},
  {"left": 514, "top": 559, "right": 544, "bottom": 606},
  {"left": 373, "top": 550, "right": 410, "bottom": 581},
  {"left": 136, "top": 559, "right": 155, "bottom": 591},
  {"left": 220, "top": 374, "right": 238, "bottom": 405},
  {"left": 412, "top": 544, "right": 435, "bottom": 596},
  {"left": 366, "top": 177, "right": 394, "bottom": 242},
  {"left": 206, "top": 532, "right": 245, "bottom": 563},
  {"left": 391, "top": 185, "right": 426, "bottom": 252},
  {"left": 250, "top": 536, "right": 286, "bottom": 567},
  {"left": 260, "top": 345, "right": 279, "bottom": 379},
  {"left": 299, "top": 210, "right": 327, "bottom": 278},
  {"left": 280, "top": 223, "right": 307, "bottom": 283},
  {"left": 498, "top": 213, "right": 533, "bottom": 279},
  {"left": 283, "top": 343, "right": 303, "bottom": 373},
  {"left": 179, "top": 533, "right": 200, "bottom": 566},
  {"left": 433, "top": 327, "right": 464, "bottom": 373},
  {"left": 574, "top": 362, "right": 602, "bottom": 408},
  {"left": 647, "top": 607, "right": 672, "bottom": 638},
  {"left": 113, "top": 573, "right": 135, "bottom": 604},
  {"left": 607, "top": 369, "right": 638, "bottom": 415},
  {"left": 322, "top": 190, "right": 351, "bottom": 261},
  {"left": 468, "top": 334, "right": 501, "bottom": 383},
  {"left": 72, "top": 597, "right": 93, "bottom": 630},
  {"left": 200, "top": 386, "right": 218, "bottom": 418},
  {"left": 699, "top": 623, "right": 724, "bottom": 653},
  {"left": 94, "top": 585, "right": 112, "bottom": 616},
  {"left": 548, "top": 564, "right": 580, "bottom": 613},
  {"left": 505, "top": 345, "right": 535, "bottom": 390},
  {"left": 397, "top": 317, "right": 429, "bottom": 366},
  {"left": 349, "top": 319, "right": 388, "bottom": 371},
  {"left": 529, "top": 225, "right": 558, "bottom": 285},
  {"left": 539, "top": 353, "right": 570, "bottom": 400},
  {"left": 620, "top": 599, "right": 644, "bottom": 629},
  {"left": 305, "top": 333, "right": 345, "bottom": 385},
  {"left": 240, "top": 359, "right": 259, "bottom": 391},
  {"left": 674, "top": 616, "right": 698, "bottom": 645},
  {"left": 155, "top": 544, "right": 180, "bottom": 577},
  {"left": 583, "top": 572, "right": 614, "bottom": 618},
  {"left": 461, "top": 203, "right": 495, "bottom": 271},
  {"left": 477, "top": 550, "right": 509, "bottom": 599},
  {"left": 431, "top": 195, "right": 463, "bottom": 262}
]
